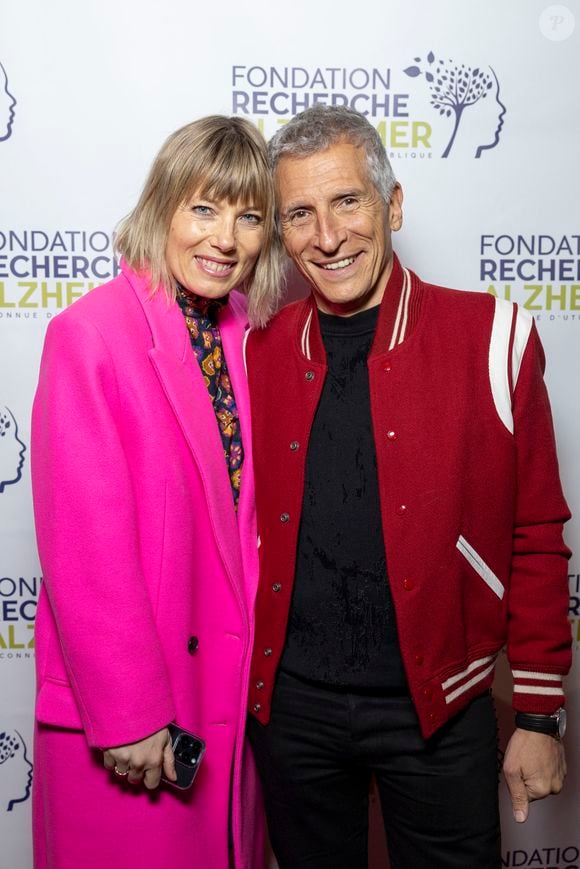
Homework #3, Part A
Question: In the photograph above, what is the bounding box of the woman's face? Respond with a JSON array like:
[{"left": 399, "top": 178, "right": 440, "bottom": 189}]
[{"left": 166, "top": 192, "right": 265, "bottom": 299}]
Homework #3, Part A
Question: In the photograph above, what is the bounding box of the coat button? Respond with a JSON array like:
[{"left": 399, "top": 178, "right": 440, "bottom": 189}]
[
  {"left": 253, "top": 703, "right": 262, "bottom": 713},
  {"left": 415, "top": 654, "right": 424, "bottom": 666},
  {"left": 187, "top": 636, "right": 199, "bottom": 655},
  {"left": 387, "top": 430, "right": 397, "bottom": 441},
  {"left": 403, "top": 578, "right": 415, "bottom": 591},
  {"left": 384, "top": 361, "right": 392, "bottom": 372},
  {"left": 256, "top": 680, "right": 264, "bottom": 690},
  {"left": 305, "top": 371, "right": 315, "bottom": 381},
  {"left": 290, "top": 441, "right": 300, "bottom": 451},
  {"left": 396, "top": 504, "right": 407, "bottom": 515},
  {"left": 264, "top": 647, "right": 272, "bottom": 656},
  {"left": 423, "top": 686, "right": 433, "bottom": 700},
  {"left": 280, "top": 512, "right": 290, "bottom": 523},
  {"left": 272, "top": 582, "right": 282, "bottom": 592}
]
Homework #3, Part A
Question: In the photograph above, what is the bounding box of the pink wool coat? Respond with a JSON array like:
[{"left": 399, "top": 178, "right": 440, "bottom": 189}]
[{"left": 31, "top": 263, "right": 264, "bottom": 869}]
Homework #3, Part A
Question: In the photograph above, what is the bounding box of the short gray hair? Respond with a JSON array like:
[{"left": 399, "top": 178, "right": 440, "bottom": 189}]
[{"left": 268, "top": 106, "right": 397, "bottom": 204}]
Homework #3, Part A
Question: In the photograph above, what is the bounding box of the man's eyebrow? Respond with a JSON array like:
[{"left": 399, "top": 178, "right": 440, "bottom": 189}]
[
  {"left": 281, "top": 188, "right": 365, "bottom": 216},
  {"left": 334, "top": 187, "right": 364, "bottom": 199}
]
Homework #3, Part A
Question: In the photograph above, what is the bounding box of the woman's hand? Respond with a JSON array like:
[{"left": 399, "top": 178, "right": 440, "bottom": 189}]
[{"left": 103, "top": 727, "right": 177, "bottom": 790}]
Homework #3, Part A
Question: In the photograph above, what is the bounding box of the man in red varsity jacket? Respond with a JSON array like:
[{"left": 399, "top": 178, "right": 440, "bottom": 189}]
[{"left": 245, "top": 106, "right": 571, "bottom": 869}]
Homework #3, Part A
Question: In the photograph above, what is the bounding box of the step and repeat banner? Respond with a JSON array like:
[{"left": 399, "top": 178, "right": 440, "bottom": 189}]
[{"left": 1, "top": 1, "right": 578, "bottom": 866}]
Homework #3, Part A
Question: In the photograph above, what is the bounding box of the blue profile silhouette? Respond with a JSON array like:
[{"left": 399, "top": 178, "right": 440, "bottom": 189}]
[
  {"left": 475, "top": 69, "right": 506, "bottom": 158},
  {"left": 0, "top": 61, "right": 16, "bottom": 142},
  {"left": 0, "top": 406, "right": 26, "bottom": 492},
  {"left": 0, "top": 729, "right": 33, "bottom": 812}
]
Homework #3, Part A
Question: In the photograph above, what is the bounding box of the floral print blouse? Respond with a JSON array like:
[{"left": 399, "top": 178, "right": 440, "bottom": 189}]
[{"left": 176, "top": 285, "right": 244, "bottom": 510}]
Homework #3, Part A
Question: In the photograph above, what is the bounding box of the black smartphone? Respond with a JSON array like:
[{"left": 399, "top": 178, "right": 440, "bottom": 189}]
[{"left": 162, "top": 722, "right": 206, "bottom": 790}]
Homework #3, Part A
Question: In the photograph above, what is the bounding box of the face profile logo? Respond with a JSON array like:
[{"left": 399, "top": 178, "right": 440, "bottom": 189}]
[
  {"left": 0, "top": 406, "right": 26, "bottom": 493},
  {"left": 0, "top": 730, "right": 33, "bottom": 812},
  {"left": 0, "top": 61, "right": 16, "bottom": 142},
  {"left": 404, "top": 52, "right": 506, "bottom": 158}
]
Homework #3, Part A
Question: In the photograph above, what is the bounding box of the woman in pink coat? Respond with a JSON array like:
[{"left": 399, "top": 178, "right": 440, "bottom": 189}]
[{"left": 31, "top": 116, "right": 283, "bottom": 869}]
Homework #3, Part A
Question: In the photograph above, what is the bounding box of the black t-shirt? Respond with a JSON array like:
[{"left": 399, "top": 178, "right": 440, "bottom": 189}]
[{"left": 280, "top": 304, "right": 408, "bottom": 689}]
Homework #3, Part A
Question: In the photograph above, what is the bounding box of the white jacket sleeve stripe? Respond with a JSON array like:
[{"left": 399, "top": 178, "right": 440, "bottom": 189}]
[
  {"left": 513, "top": 685, "right": 564, "bottom": 696},
  {"left": 511, "top": 306, "right": 533, "bottom": 389},
  {"left": 512, "top": 670, "right": 563, "bottom": 682},
  {"left": 489, "top": 297, "right": 514, "bottom": 434}
]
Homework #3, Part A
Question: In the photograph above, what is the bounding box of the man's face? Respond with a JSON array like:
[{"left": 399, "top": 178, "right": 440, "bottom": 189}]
[{"left": 276, "top": 141, "right": 403, "bottom": 315}]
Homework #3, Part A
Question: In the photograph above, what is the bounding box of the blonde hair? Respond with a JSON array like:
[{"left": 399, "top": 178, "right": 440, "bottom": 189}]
[{"left": 115, "top": 116, "right": 285, "bottom": 327}]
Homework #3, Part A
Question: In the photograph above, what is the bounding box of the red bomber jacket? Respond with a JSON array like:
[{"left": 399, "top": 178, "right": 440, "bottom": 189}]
[{"left": 246, "top": 256, "right": 572, "bottom": 738}]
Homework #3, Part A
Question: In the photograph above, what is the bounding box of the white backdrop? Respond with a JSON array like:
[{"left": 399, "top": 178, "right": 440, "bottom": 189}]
[{"left": 1, "top": 1, "right": 578, "bottom": 866}]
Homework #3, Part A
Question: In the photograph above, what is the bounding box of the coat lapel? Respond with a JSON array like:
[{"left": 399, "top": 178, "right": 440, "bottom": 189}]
[
  {"left": 219, "top": 295, "right": 258, "bottom": 605},
  {"left": 123, "top": 266, "right": 246, "bottom": 606}
]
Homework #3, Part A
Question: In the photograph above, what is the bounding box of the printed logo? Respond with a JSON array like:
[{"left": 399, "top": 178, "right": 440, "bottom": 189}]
[
  {"left": 403, "top": 52, "right": 506, "bottom": 158},
  {"left": 0, "top": 62, "right": 16, "bottom": 143},
  {"left": 0, "top": 729, "right": 33, "bottom": 812},
  {"left": 0, "top": 406, "right": 26, "bottom": 493},
  {"left": 232, "top": 53, "right": 505, "bottom": 162},
  {"left": 0, "top": 229, "right": 119, "bottom": 321},
  {"left": 503, "top": 845, "right": 579, "bottom": 868},
  {"left": 0, "top": 574, "right": 38, "bottom": 659},
  {"left": 539, "top": 4, "right": 576, "bottom": 41},
  {"left": 231, "top": 64, "right": 427, "bottom": 154},
  {"left": 480, "top": 233, "right": 580, "bottom": 321}
]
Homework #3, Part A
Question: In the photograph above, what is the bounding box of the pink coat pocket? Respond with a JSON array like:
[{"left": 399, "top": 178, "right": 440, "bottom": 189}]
[{"left": 36, "top": 678, "right": 84, "bottom": 731}]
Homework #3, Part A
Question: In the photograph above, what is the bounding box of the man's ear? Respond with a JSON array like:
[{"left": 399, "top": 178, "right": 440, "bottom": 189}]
[{"left": 389, "top": 184, "right": 404, "bottom": 232}]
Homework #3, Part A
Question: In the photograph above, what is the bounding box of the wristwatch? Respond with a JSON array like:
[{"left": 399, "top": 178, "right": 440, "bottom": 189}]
[{"left": 515, "top": 708, "right": 567, "bottom": 740}]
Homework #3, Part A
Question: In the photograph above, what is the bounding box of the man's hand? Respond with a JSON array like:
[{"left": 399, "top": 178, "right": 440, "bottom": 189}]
[
  {"left": 503, "top": 728, "right": 566, "bottom": 822},
  {"left": 103, "top": 727, "right": 177, "bottom": 790}
]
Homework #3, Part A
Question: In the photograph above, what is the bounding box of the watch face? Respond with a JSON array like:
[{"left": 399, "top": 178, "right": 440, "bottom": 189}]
[{"left": 557, "top": 708, "right": 567, "bottom": 739}]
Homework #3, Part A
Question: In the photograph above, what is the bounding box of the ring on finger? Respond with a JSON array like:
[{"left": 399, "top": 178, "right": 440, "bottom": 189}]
[{"left": 114, "top": 766, "right": 129, "bottom": 777}]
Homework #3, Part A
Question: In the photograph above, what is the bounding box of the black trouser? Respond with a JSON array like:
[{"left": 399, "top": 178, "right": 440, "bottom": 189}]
[{"left": 247, "top": 671, "right": 501, "bottom": 869}]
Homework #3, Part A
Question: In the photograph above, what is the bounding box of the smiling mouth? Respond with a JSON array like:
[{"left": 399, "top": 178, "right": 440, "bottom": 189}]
[
  {"left": 318, "top": 254, "right": 359, "bottom": 271},
  {"left": 195, "top": 256, "right": 236, "bottom": 274}
]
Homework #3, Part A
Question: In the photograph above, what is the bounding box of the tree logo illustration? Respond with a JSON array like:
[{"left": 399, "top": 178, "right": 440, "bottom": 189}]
[{"left": 404, "top": 52, "right": 506, "bottom": 158}]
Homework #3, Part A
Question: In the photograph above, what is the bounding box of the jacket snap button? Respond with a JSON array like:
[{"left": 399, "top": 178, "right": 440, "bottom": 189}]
[
  {"left": 272, "top": 582, "right": 282, "bottom": 592},
  {"left": 264, "top": 647, "right": 272, "bottom": 656},
  {"left": 187, "top": 636, "right": 199, "bottom": 655},
  {"left": 253, "top": 703, "right": 262, "bottom": 713},
  {"left": 290, "top": 441, "right": 300, "bottom": 451},
  {"left": 280, "top": 512, "right": 290, "bottom": 523},
  {"left": 256, "top": 681, "right": 264, "bottom": 690},
  {"left": 396, "top": 504, "right": 407, "bottom": 515},
  {"left": 387, "top": 430, "right": 397, "bottom": 441},
  {"left": 423, "top": 687, "right": 433, "bottom": 700},
  {"left": 403, "top": 578, "right": 415, "bottom": 591},
  {"left": 305, "top": 371, "right": 315, "bottom": 381},
  {"left": 384, "top": 362, "right": 392, "bottom": 372},
  {"left": 415, "top": 654, "right": 424, "bottom": 666}
]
